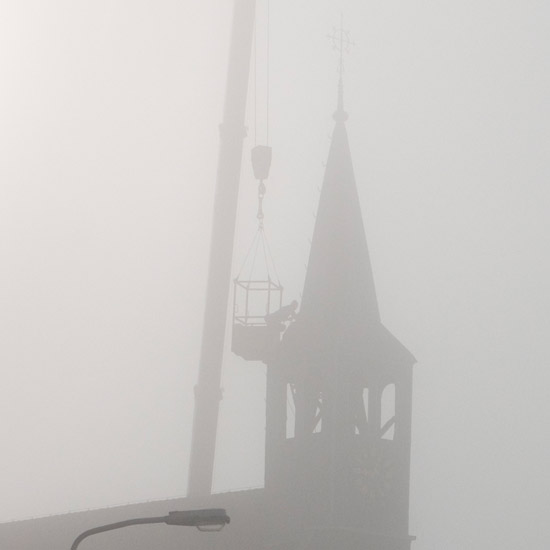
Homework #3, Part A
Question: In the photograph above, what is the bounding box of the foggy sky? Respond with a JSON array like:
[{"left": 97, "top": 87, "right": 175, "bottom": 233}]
[{"left": 1, "top": 2, "right": 549, "bottom": 550}]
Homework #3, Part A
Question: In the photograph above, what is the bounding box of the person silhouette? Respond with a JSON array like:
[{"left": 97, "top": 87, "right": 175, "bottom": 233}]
[{"left": 265, "top": 300, "right": 298, "bottom": 331}]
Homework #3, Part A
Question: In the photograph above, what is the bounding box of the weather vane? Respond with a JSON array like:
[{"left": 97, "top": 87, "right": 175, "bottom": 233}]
[{"left": 328, "top": 13, "right": 355, "bottom": 80}]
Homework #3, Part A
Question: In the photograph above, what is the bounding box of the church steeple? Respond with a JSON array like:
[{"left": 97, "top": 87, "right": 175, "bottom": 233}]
[
  {"left": 300, "top": 81, "right": 380, "bottom": 337},
  {"left": 298, "top": 17, "right": 383, "bottom": 337},
  {"left": 264, "top": 44, "right": 415, "bottom": 546}
]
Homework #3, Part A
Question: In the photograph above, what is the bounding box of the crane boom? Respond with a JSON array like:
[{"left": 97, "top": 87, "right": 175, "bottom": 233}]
[{"left": 187, "top": 0, "right": 256, "bottom": 497}]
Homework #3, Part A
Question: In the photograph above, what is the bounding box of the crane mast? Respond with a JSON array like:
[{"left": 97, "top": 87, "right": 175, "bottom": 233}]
[{"left": 187, "top": 0, "right": 256, "bottom": 497}]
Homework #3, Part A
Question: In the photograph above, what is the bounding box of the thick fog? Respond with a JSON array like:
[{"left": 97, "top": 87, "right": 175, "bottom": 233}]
[{"left": 1, "top": 1, "right": 549, "bottom": 549}]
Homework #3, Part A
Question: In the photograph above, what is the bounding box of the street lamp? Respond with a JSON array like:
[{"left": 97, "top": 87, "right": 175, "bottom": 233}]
[{"left": 70, "top": 508, "right": 230, "bottom": 550}]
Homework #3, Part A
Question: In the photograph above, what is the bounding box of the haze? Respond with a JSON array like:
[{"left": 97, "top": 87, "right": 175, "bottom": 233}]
[{"left": 1, "top": 2, "right": 549, "bottom": 550}]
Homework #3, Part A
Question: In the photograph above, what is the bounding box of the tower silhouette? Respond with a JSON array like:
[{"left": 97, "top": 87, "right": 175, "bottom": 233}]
[{"left": 258, "top": 79, "right": 416, "bottom": 550}]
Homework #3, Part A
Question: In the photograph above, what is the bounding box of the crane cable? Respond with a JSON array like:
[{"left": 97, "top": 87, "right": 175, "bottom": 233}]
[
  {"left": 252, "top": 1, "right": 261, "bottom": 227},
  {"left": 238, "top": 0, "right": 278, "bottom": 285},
  {"left": 256, "top": 0, "right": 270, "bottom": 229},
  {"left": 253, "top": 0, "right": 270, "bottom": 146},
  {"left": 266, "top": 0, "right": 270, "bottom": 146}
]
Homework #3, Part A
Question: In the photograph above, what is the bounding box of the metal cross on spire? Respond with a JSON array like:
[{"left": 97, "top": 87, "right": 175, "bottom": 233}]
[
  {"left": 328, "top": 13, "right": 354, "bottom": 122},
  {"left": 328, "top": 12, "right": 355, "bottom": 81}
]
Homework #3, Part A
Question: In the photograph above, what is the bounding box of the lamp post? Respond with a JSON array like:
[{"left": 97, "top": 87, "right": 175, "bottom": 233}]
[{"left": 70, "top": 508, "right": 230, "bottom": 550}]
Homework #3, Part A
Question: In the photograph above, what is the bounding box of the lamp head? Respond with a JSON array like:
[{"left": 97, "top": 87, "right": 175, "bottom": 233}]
[{"left": 165, "top": 509, "right": 230, "bottom": 532}]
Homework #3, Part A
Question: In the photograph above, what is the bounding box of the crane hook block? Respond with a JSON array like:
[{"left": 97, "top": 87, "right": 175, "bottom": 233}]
[{"left": 251, "top": 145, "right": 272, "bottom": 181}]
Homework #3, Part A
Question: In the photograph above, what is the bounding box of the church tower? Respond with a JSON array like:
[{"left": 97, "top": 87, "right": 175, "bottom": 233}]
[{"left": 264, "top": 75, "right": 416, "bottom": 550}]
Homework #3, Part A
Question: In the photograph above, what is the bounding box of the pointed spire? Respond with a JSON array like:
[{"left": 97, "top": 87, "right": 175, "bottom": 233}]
[
  {"left": 329, "top": 13, "right": 352, "bottom": 123},
  {"left": 294, "top": 18, "right": 380, "bottom": 331},
  {"left": 280, "top": 22, "right": 415, "bottom": 369},
  {"left": 299, "top": 99, "right": 380, "bottom": 332},
  {"left": 286, "top": 90, "right": 415, "bottom": 367}
]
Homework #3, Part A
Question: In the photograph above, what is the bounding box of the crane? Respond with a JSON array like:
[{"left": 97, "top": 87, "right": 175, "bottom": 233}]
[{"left": 187, "top": 0, "right": 257, "bottom": 497}]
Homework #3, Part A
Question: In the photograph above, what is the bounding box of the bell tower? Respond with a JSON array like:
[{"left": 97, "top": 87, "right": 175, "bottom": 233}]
[{"left": 263, "top": 67, "right": 416, "bottom": 550}]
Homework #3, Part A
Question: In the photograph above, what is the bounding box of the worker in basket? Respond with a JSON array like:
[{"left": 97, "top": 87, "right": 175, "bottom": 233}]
[{"left": 265, "top": 300, "right": 298, "bottom": 332}]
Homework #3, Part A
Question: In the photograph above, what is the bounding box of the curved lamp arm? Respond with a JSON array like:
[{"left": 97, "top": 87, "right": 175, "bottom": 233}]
[{"left": 70, "top": 509, "right": 230, "bottom": 550}]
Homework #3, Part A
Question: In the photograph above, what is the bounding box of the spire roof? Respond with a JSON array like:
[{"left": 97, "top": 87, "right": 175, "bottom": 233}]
[
  {"left": 282, "top": 87, "right": 415, "bottom": 369},
  {"left": 299, "top": 104, "right": 380, "bottom": 333}
]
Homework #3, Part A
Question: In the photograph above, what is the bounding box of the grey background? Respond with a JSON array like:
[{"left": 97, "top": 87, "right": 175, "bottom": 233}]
[{"left": 1, "top": 1, "right": 549, "bottom": 549}]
